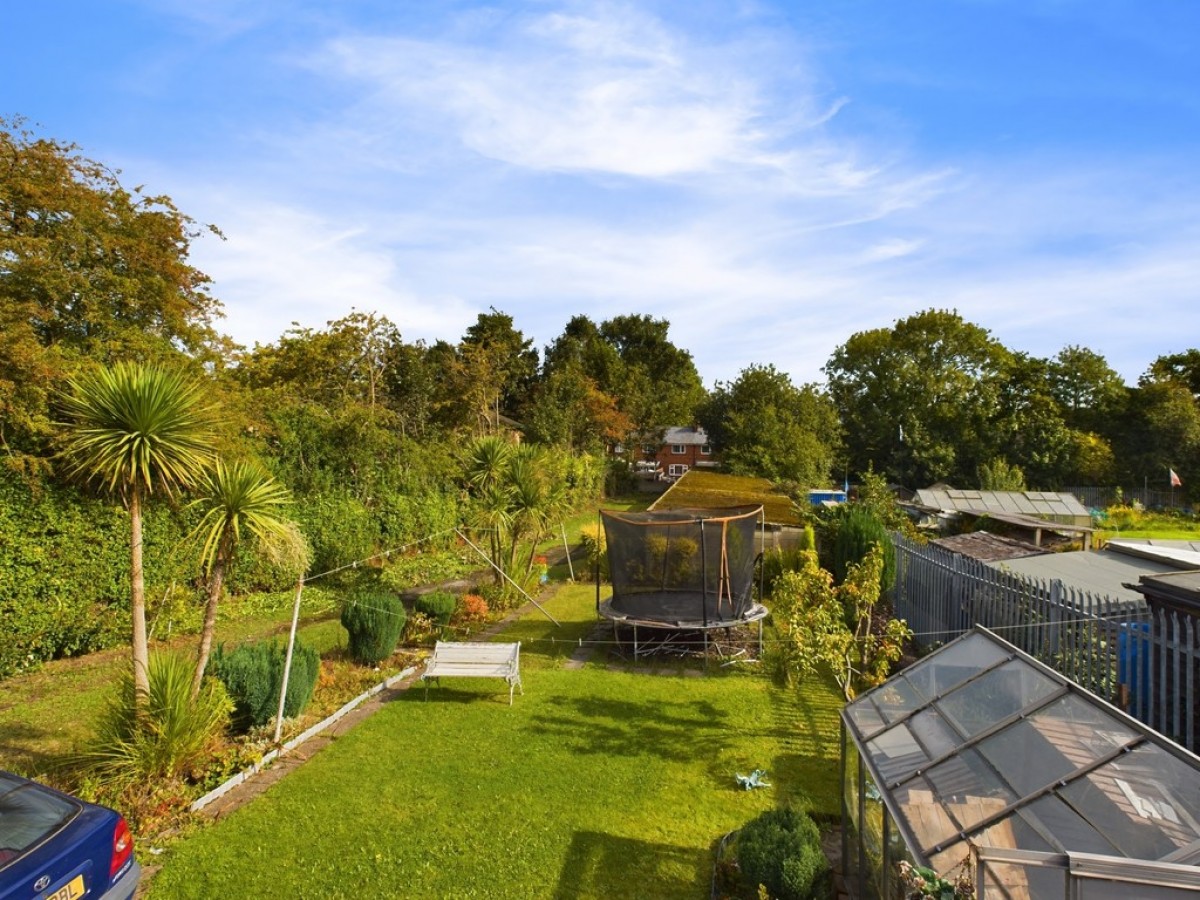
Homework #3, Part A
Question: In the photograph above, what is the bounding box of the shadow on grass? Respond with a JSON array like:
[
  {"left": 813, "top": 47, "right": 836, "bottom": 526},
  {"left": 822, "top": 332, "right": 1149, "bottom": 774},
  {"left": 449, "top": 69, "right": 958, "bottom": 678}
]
[
  {"left": 552, "top": 830, "right": 704, "bottom": 900},
  {"left": 0, "top": 720, "right": 68, "bottom": 775},
  {"left": 528, "top": 694, "right": 729, "bottom": 762}
]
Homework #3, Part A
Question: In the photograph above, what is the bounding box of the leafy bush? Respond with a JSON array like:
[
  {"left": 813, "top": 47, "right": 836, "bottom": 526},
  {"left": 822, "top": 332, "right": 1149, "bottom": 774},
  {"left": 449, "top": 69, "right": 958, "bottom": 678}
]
[
  {"left": 293, "top": 490, "right": 377, "bottom": 576},
  {"left": 379, "top": 548, "right": 473, "bottom": 593},
  {"left": 87, "top": 652, "right": 232, "bottom": 785},
  {"left": 737, "top": 806, "right": 830, "bottom": 900},
  {"left": 415, "top": 590, "right": 457, "bottom": 625},
  {"left": 454, "top": 592, "right": 489, "bottom": 625},
  {"left": 210, "top": 639, "right": 320, "bottom": 732},
  {"left": 579, "top": 522, "right": 609, "bottom": 581},
  {"left": 341, "top": 588, "right": 408, "bottom": 665},
  {"left": 0, "top": 468, "right": 198, "bottom": 675},
  {"left": 831, "top": 505, "right": 895, "bottom": 592}
]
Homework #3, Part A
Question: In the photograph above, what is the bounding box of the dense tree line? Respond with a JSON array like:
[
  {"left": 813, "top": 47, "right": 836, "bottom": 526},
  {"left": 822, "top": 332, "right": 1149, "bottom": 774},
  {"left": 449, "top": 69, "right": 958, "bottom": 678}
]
[{"left": 4, "top": 119, "right": 1199, "bottom": 673}]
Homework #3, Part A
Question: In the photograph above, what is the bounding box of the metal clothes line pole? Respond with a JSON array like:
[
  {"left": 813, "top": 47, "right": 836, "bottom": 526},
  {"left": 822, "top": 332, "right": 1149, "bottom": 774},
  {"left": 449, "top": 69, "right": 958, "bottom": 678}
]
[{"left": 274, "top": 576, "right": 304, "bottom": 744}]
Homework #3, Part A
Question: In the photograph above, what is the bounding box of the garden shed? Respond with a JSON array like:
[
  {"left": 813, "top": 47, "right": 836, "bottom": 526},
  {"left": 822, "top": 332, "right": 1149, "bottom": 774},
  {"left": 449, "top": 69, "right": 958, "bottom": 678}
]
[{"left": 841, "top": 627, "right": 1200, "bottom": 899}]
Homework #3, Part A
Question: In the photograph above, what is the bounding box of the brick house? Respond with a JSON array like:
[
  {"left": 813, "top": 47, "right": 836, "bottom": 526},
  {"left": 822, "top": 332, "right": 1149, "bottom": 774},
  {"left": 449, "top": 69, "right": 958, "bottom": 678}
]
[{"left": 643, "top": 426, "right": 718, "bottom": 480}]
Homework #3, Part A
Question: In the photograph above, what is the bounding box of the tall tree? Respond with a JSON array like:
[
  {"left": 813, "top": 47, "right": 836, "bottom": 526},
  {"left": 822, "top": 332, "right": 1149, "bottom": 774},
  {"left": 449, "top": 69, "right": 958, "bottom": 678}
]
[
  {"left": 1, "top": 117, "right": 224, "bottom": 465},
  {"left": 187, "top": 458, "right": 299, "bottom": 697},
  {"left": 461, "top": 308, "right": 538, "bottom": 423},
  {"left": 824, "top": 309, "right": 1012, "bottom": 487},
  {"left": 700, "top": 364, "right": 841, "bottom": 486},
  {"left": 58, "top": 362, "right": 215, "bottom": 700},
  {"left": 1049, "top": 345, "right": 1128, "bottom": 433}
]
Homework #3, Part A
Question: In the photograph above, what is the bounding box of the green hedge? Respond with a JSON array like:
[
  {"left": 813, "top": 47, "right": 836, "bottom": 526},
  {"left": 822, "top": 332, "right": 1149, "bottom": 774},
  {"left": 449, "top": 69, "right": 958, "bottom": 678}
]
[
  {"left": 0, "top": 469, "right": 195, "bottom": 676},
  {"left": 209, "top": 639, "right": 320, "bottom": 732}
]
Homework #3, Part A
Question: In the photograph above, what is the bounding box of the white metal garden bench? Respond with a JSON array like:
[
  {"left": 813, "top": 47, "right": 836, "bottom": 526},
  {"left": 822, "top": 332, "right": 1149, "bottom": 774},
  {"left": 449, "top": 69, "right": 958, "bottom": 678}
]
[{"left": 421, "top": 641, "right": 523, "bottom": 705}]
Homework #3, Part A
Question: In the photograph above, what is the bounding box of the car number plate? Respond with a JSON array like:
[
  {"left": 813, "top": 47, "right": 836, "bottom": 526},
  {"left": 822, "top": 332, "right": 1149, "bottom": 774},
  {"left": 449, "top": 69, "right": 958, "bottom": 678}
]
[{"left": 43, "top": 874, "right": 85, "bottom": 900}]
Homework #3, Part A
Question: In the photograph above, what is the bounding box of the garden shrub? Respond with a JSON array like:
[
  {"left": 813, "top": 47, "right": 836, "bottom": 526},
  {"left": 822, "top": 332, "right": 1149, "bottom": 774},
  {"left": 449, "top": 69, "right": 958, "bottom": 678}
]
[
  {"left": 210, "top": 639, "right": 320, "bottom": 732},
  {"left": 415, "top": 590, "right": 457, "bottom": 625},
  {"left": 831, "top": 505, "right": 895, "bottom": 592},
  {"left": 579, "top": 522, "right": 609, "bottom": 581},
  {"left": 0, "top": 468, "right": 197, "bottom": 676},
  {"left": 341, "top": 588, "right": 408, "bottom": 665},
  {"left": 379, "top": 548, "right": 473, "bottom": 593},
  {"left": 88, "top": 652, "right": 232, "bottom": 784},
  {"left": 454, "top": 592, "right": 489, "bottom": 625},
  {"left": 737, "top": 806, "right": 830, "bottom": 900}
]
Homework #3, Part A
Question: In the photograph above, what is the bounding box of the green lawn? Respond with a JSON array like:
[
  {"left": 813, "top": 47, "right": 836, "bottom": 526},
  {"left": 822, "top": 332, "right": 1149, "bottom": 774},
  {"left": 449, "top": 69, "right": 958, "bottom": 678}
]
[{"left": 146, "top": 586, "right": 843, "bottom": 899}]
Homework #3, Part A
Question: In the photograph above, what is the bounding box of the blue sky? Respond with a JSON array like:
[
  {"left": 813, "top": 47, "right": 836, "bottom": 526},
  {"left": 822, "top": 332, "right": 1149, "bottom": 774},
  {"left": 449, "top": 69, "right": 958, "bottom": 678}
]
[{"left": 5, "top": 0, "right": 1199, "bottom": 387}]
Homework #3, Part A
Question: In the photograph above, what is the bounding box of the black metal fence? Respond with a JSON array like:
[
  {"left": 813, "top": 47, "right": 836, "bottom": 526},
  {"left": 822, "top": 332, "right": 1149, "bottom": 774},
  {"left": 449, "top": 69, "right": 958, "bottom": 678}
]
[{"left": 891, "top": 533, "right": 1199, "bottom": 752}]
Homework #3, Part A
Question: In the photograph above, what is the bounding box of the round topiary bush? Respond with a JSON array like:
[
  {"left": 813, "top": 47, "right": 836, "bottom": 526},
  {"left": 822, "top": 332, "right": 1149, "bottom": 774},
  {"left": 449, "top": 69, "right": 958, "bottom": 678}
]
[
  {"left": 737, "top": 806, "right": 830, "bottom": 900},
  {"left": 415, "top": 589, "right": 457, "bottom": 626},
  {"left": 341, "top": 588, "right": 407, "bottom": 665}
]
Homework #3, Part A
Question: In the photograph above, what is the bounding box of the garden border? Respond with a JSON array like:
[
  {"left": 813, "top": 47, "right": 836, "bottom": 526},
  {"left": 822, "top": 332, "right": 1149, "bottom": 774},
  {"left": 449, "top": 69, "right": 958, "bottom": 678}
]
[{"left": 189, "top": 665, "right": 417, "bottom": 812}]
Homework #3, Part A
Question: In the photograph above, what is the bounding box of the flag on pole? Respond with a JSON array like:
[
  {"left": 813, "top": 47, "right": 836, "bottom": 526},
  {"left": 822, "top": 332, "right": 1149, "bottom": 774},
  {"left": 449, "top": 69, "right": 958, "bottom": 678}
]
[{"left": 1170, "top": 468, "right": 1182, "bottom": 487}]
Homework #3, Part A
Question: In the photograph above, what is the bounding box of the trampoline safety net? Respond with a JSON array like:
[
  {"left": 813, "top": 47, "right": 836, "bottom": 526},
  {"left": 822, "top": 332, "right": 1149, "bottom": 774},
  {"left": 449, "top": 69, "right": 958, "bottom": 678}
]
[{"left": 600, "top": 505, "right": 763, "bottom": 627}]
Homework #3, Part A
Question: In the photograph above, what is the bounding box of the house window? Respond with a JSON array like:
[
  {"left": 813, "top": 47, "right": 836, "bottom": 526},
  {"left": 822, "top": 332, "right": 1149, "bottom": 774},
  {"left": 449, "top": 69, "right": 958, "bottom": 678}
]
[
  {"left": 668, "top": 464, "right": 688, "bottom": 477},
  {"left": 700, "top": 444, "right": 712, "bottom": 455},
  {"left": 672, "top": 444, "right": 685, "bottom": 454}
]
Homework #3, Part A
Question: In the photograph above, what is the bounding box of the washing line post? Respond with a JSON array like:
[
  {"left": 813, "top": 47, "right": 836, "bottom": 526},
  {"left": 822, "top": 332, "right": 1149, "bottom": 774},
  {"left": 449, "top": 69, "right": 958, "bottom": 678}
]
[
  {"left": 561, "top": 523, "right": 576, "bottom": 582},
  {"left": 274, "top": 576, "right": 304, "bottom": 744},
  {"left": 454, "top": 529, "right": 560, "bottom": 626}
]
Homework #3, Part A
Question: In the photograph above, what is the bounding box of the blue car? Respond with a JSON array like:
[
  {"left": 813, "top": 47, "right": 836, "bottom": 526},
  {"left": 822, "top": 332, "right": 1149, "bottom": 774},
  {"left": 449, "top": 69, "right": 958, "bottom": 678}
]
[{"left": 0, "top": 771, "right": 139, "bottom": 900}]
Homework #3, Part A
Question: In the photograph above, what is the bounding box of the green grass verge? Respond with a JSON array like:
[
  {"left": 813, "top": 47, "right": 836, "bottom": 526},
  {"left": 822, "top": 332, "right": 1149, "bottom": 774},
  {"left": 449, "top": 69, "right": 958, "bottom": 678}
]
[
  {"left": 146, "top": 585, "right": 844, "bottom": 899},
  {"left": 0, "top": 595, "right": 347, "bottom": 777}
]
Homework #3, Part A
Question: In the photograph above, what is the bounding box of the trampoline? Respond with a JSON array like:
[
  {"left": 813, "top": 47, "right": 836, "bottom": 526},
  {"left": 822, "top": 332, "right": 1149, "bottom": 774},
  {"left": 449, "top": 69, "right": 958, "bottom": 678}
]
[{"left": 597, "top": 506, "right": 768, "bottom": 658}]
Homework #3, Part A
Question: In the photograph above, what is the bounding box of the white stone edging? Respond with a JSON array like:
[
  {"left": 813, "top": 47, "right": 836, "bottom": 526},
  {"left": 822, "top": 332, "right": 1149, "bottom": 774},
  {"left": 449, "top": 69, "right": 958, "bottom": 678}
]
[{"left": 189, "top": 665, "right": 417, "bottom": 812}]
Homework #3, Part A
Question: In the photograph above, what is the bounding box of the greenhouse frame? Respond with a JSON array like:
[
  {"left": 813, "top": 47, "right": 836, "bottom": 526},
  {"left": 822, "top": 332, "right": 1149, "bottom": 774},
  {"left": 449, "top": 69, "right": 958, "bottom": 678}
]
[{"left": 842, "top": 627, "right": 1200, "bottom": 898}]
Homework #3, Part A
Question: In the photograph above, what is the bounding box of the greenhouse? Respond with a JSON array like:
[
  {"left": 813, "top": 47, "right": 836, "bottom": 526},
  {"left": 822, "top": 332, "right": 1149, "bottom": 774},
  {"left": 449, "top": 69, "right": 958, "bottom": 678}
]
[{"left": 842, "top": 627, "right": 1200, "bottom": 898}]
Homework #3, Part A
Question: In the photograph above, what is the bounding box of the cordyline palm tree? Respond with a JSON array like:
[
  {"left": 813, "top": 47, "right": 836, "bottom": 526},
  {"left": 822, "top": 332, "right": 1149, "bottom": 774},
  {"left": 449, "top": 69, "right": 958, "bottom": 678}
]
[
  {"left": 188, "top": 458, "right": 296, "bottom": 698},
  {"left": 58, "top": 362, "right": 214, "bottom": 701}
]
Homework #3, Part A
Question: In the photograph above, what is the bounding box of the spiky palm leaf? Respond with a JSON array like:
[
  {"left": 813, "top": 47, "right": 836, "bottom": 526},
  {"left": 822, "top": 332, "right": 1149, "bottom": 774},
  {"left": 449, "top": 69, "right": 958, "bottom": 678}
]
[{"left": 58, "top": 362, "right": 214, "bottom": 500}]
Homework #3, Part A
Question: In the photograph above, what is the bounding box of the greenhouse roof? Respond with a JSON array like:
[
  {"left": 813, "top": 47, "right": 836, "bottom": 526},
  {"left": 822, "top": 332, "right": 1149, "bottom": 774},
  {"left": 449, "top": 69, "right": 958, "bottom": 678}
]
[{"left": 843, "top": 627, "right": 1200, "bottom": 883}]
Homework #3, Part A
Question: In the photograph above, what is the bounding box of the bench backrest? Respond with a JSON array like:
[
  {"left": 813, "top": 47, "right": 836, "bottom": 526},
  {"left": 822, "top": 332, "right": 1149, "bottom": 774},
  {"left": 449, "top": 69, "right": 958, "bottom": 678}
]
[{"left": 431, "top": 641, "right": 519, "bottom": 667}]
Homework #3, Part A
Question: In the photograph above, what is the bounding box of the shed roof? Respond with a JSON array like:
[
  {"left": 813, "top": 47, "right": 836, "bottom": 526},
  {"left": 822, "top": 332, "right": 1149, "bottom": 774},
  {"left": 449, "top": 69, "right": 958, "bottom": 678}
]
[
  {"left": 844, "top": 627, "right": 1200, "bottom": 883},
  {"left": 985, "top": 545, "right": 1180, "bottom": 604},
  {"left": 914, "top": 488, "right": 1089, "bottom": 520},
  {"left": 931, "top": 531, "right": 1047, "bottom": 563}
]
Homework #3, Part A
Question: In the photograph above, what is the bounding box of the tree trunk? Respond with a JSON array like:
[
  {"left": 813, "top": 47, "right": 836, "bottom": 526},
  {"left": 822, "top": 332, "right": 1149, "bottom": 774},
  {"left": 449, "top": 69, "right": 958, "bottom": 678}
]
[
  {"left": 130, "top": 485, "right": 150, "bottom": 703},
  {"left": 192, "top": 529, "right": 233, "bottom": 699}
]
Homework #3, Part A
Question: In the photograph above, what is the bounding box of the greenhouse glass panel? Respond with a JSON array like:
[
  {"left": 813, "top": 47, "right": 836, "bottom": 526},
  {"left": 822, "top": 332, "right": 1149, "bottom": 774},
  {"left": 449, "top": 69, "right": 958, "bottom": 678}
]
[
  {"left": 979, "top": 858, "right": 1066, "bottom": 900},
  {"left": 901, "top": 632, "right": 1009, "bottom": 700},
  {"left": 907, "top": 707, "right": 962, "bottom": 761},
  {"left": 935, "top": 659, "right": 1060, "bottom": 738},
  {"left": 977, "top": 694, "right": 1139, "bottom": 797},
  {"left": 847, "top": 698, "right": 887, "bottom": 739},
  {"left": 1020, "top": 795, "right": 1119, "bottom": 855},
  {"left": 892, "top": 777, "right": 961, "bottom": 851},
  {"left": 1059, "top": 743, "right": 1200, "bottom": 861},
  {"left": 870, "top": 675, "right": 924, "bottom": 725},
  {"left": 922, "top": 748, "right": 1019, "bottom": 834},
  {"left": 866, "top": 721, "right": 932, "bottom": 786},
  {"left": 1082, "top": 880, "right": 1194, "bottom": 900}
]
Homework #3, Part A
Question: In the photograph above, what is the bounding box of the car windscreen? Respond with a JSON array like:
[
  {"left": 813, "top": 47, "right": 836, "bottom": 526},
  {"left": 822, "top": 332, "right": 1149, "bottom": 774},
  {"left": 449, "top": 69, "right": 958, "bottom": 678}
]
[{"left": 0, "top": 774, "right": 80, "bottom": 869}]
